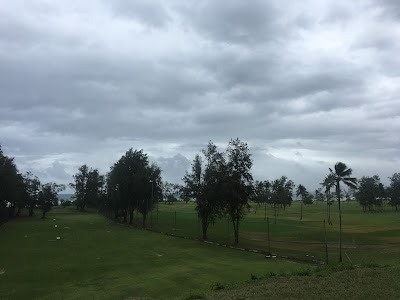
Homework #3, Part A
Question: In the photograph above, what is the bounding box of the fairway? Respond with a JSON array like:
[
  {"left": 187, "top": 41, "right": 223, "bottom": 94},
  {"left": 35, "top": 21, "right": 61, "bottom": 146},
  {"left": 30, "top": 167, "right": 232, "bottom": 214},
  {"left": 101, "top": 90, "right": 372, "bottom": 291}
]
[
  {"left": 146, "top": 201, "right": 400, "bottom": 265},
  {"left": 0, "top": 208, "right": 302, "bottom": 300}
]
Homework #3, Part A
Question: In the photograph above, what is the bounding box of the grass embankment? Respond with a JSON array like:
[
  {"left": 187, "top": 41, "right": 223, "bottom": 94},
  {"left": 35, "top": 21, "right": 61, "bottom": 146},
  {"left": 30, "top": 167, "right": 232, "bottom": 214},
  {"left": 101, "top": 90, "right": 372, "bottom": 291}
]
[
  {"left": 205, "top": 264, "right": 400, "bottom": 300},
  {"left": 0, "top": 208, "right": 301, "bottom": 300}
]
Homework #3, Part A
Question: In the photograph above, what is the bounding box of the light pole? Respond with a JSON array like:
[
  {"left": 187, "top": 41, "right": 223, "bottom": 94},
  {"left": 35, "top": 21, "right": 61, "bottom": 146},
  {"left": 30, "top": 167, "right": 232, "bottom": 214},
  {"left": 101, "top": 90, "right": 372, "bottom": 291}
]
[{"left": 149, "top": 180, "right": 154, "bottom": 228}]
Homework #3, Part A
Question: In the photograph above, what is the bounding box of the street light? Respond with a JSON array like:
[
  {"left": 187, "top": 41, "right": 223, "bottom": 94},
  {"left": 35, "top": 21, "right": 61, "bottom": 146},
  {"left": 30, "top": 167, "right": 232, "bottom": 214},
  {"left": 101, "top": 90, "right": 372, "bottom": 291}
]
[{"left": 149, "top": 180, "right": 154, "bottom": 227}]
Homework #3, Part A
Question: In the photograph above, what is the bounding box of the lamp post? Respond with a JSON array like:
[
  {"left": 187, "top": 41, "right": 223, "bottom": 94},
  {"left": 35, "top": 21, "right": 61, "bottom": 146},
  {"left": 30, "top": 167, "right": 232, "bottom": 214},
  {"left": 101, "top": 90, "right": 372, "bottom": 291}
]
[{"left": 149, "top": 180, "right": 154, "bottom": 228}]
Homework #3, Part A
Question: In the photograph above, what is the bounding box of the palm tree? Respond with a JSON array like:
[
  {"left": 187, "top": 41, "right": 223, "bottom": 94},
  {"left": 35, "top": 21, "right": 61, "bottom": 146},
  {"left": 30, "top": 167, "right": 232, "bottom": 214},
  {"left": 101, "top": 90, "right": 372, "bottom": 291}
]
[
  {"left": 321, "top": 174, "right": 335, "bottom": 225},
  {"left": 296, "top": 184, "right": 307, "bottom": 220},
  {"left": 329, "top": 162, "right": 357, "bottom": 263}
]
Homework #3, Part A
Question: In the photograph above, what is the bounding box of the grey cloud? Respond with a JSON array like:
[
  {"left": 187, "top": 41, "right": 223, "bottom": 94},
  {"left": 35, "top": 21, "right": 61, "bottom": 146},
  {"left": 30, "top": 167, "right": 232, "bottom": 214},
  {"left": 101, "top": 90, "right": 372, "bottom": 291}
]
[
  {"left": 105, "top": 0, "right": 171, "bottom": 28},
  {"left": 0, "top": 0, "right": 399, "bottom": 189},
  {"left": 154, "top": 154, "right": 191, "bottom": 183},
  {"left": 178, "top": 0, "right": 283, "bottom": 45}
]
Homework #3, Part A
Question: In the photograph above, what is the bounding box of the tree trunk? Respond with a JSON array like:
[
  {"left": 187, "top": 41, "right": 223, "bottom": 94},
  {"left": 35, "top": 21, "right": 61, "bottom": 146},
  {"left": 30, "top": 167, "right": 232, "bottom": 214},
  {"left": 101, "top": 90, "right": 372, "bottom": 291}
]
[
  {"left": 29, "top": 207, "right": 34, "bottom": 216},
  {"left": 300, "top": 200, "right": 303, "bottom": 220},
  {"left": 337, "top": 181, "right": 342, "bottom": 263},
  {"left": 142, "top": 213, "right": 147, "bottom": 228},
  {"left": 128, "top": 208, "right": 133, "bottom": 225},
  {"left": 123, "top": 210, "right": 127, "bottom": 223},
  {"left": 41, "top": 211, "right": 46, "bottom": 219},
  {"left": 232, "top": 214, "right": 240, "bottom": 244},
  {"left": 202, "top": 218, "right": 208, "bottom": 240}
]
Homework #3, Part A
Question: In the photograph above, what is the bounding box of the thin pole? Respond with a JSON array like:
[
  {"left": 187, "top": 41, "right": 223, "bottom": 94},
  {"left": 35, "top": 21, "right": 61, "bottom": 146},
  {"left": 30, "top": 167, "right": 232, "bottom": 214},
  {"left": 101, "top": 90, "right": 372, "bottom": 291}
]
[
  {"left": 267, "top": 216, "right": 271, "bottom": 254},
  {"left": 150, "top": 182, "right": 153, "bottom": 228},
  {"left": 174, "top": 211, "right": 177, "bottom": 234},
  {"left": 264, "top": 200, "right": 267, "bottom": 220},
  {"left": 227, "top": 216, "right": 230, "bottom": 243},
  {"left": 324, "top": 219, "right": 329, "bottom": 264}
]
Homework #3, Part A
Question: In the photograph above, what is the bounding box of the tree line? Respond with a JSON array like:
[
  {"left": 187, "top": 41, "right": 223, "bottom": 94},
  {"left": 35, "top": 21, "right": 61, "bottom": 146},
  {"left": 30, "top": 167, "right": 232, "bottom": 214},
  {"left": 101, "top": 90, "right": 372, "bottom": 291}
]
[
  {"left": 0, "top": 145, "right": 65, "bottom": 222},
  {"left": 2, "top": 140, "right": 400, "bottom": 253}
]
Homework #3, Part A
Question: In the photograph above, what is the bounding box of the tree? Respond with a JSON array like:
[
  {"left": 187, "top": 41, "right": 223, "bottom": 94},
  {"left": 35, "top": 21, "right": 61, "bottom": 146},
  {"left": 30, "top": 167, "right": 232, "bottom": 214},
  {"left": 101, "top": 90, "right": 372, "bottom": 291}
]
[
  {"left": 356, "top": 175, "right": 382, "bottom": 212},
  {"left": 321, "top": 174, "right": 335, "bottom": 225},
  {"left": 253, "top": 180, "right": 271, "bottom": 220},
  {"left": 0, "top": 146, "right": 19, "bottom": 218},
  {"left": 296, "top": 184, "right": 307, "bottom": 220},
  {"left": 106, "top": 149, "right": 162, "bottom": 227},
  {"left": 182, "top": 154, "right": 202, "bottom": 203},
  {"left": 388, "top": 173, "right": 400, "bottom": 211},
  {"left": 70, "top": 165, "right": 104, "bottom": 212},
  {"left": 184, "top": 142, "right": 226, "bottom": 240},
  {"left": 23, "top": 172, "right": 41, "bottom": 217},
  {"left": 270, "top": 176, "right": 295, "bottom": 222},
  {"left": 314, "top": 188, "right": 324, "bottom": 203},
  {"left": 163, "top": 182, "right": 181, "bottom": 204},
  {"left": 329, "top": 162, "right": 357, "bottom": 263},
  {"left": 38, "top": 183, "right": 65, "bottom": 218},
  {"left": 223, "top": 138, "right": 253, "bottom": 244}
]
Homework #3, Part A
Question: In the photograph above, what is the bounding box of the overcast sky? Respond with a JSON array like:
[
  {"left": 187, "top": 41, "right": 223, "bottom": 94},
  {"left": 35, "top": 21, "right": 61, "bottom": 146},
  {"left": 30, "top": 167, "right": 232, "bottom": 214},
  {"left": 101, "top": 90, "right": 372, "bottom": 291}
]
[{"left": 1, "top": 0, "right": 399, "bottom": 193}]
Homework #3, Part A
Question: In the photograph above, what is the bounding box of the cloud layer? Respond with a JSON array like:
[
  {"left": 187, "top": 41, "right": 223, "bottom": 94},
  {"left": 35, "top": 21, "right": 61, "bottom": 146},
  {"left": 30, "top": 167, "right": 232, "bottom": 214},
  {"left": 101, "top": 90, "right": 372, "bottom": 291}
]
[{"left": 1, "top": 0, "right": 399, "bottom": 192}]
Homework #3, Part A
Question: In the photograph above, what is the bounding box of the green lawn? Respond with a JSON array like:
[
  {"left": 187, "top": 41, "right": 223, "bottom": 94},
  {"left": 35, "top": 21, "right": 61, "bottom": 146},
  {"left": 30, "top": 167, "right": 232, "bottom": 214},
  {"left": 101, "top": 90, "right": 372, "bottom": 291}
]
[
  {"left": 147, "top": 201, "right": 400, "bottom": 265},
  {"left": 207, "top": 265, "right": 400, "bottom": 300},
  {"left": 0, "top": 208, "right": 302, "bottom": 300}
]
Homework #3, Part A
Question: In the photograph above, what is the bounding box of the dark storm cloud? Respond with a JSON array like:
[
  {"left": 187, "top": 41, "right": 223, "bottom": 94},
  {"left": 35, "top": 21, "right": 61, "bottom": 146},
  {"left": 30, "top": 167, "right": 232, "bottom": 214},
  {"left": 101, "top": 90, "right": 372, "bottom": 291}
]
[{"left": 0, "top": 0, "right": 399, "bottom": 191}]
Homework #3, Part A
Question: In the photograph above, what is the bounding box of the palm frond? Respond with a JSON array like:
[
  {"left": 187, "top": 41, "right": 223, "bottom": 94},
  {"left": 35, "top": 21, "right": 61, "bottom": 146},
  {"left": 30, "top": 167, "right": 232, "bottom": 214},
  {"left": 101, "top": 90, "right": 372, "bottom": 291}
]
[
  {"left": 343, "top": 177, "right": 357, "bottom": 188},
  {"left": 341, "top": 168, "right": 353, "bottom": 177},
  {"left": 334, "top": 162, "right": 348, "bottom": 176}
]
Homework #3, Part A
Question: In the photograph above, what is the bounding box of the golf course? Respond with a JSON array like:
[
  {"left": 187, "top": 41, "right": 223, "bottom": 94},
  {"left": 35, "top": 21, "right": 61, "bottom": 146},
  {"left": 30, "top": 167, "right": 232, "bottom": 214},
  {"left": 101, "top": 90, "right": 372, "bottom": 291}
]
[{"left": 1, "top": 201, "right": 399, "bottom": 299}]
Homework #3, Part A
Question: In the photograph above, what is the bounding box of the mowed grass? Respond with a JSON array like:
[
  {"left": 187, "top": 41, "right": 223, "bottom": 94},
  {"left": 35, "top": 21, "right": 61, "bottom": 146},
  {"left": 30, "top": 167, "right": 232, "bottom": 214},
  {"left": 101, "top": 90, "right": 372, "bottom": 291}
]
[
  {"left": 207, "top": 265, "right": 400, "bottom": 300},
  {"left": 148, "top": 201, "right": 400, "bottom": 265},
  {"left": 0, "top": 208, "right": 302, "bottom": 300}
]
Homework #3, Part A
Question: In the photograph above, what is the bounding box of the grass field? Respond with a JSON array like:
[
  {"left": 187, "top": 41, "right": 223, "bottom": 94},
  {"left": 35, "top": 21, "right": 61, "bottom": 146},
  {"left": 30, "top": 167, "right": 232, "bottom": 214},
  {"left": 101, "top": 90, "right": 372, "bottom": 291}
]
[
  {"left": 142, "top": 201, "right": 400, "bottom": 265},
  {"left": 0, "top": 208, "right": 302, "bottom": 300},
  {"left": 207, "top": 264, "right": 400, "bottom": 300},
  {"left": 1, "top": 201, "right": 399, "bottom": 299}
]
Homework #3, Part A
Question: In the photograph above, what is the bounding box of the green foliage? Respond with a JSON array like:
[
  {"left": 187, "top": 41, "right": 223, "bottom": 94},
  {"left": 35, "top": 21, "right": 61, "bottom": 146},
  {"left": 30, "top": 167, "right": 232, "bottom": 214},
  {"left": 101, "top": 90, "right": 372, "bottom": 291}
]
[
  {"left": 38, "top": 182, "right": 65, "bottom": 218},
  {"left": 356, "top": 175, "right": 384, "bottom": 211},
  {"left": 388, "top": 173, "right": 400, "bottom": 210},
  {"left": 271, "top": 176, "right": 295, "bottom": 212},
  {"left": 70, "top": 165, "right": 104, "bottom": 211},
  {"left": 105, "top": 148, "right": 162, "bottom": 227}
]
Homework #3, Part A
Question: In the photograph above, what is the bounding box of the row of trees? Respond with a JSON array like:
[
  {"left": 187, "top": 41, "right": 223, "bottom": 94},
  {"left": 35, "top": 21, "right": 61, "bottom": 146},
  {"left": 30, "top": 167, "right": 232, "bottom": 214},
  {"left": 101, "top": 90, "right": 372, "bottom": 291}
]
[
  {"left": 70, "top": 149, "right": 163, "bottom": 227},
  {"left": 356, "top": 174, "right": 400, "bottom": 212},
  {"left": 0, "top": 145, "right": 65, "bottom": 221},
  {"left": 181, "top": 139, "right": 253, "bottom": 243}
]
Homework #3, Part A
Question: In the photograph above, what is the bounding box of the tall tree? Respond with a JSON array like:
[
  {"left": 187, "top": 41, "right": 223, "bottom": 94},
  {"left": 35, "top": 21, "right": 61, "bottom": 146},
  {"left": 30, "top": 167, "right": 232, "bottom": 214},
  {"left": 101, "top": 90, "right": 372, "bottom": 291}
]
[
  {"left": 182, "top": 154, "right": 202, "bottom": 203},
  {"left": 329, "top": 162, "right": 357, "bottom": 263},
  {"left": 23, "top": 172, "right": 41, "bottom": 217},
  {"left": 296, "top": 184, "right": 307, "bottom": 220},
  {"left": 185, "top": 142, "right": 226, "bottom": 239},
  {"left": 388, "top": 173, "right": 400, "bottom": 211},
  {"left": 223, "top": 138, "right": 253, "bottom": 244},
  {"left": 38, "top": 183, "right": 65, "bottom": 218},
  {"left": 321, "top": 174, "right": 335, "bottom": 225},
  {"left": 70, "top": 165, "right": 104, "bottom": 212},
  {"left": 271, "top": 176, "right": 295, "bottom": 222},
  {"left": 356, "top": 175, "right": 382, "bottom": 212},
  {"left": 106, "top": 149, "right": 162, "bottom": 227},
  {"left": 0, "top": 145, "right": 19, "bottom": 219}
]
